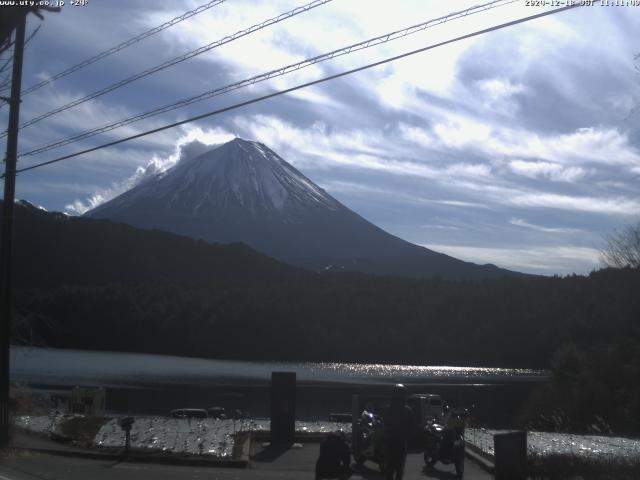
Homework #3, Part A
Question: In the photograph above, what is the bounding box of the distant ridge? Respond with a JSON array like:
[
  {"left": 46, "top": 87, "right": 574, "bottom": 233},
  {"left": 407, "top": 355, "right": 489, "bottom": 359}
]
[
  {"left": 7, "top": 200, "right": 297, "bottom": 290},
  {"left": 87, "top": 138, "right": 521, "bottom": 280}
]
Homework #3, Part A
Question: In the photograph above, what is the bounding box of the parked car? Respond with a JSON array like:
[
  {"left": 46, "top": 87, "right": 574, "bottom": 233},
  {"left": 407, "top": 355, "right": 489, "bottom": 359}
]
[
  {"left": 206, "top": 406, "right": 227, "bottom": 419},
  {"left": 406, "top": 394, "right": 445, "bottom": 443},
  {"left": 170, "top": 408, "right": 208, "bottom": 419},
  {"left": 407, "top": 393, "right": 444, "bottom": 423},
  {"left": 329, "top": 413, "right": 352, "bottom": 422}
]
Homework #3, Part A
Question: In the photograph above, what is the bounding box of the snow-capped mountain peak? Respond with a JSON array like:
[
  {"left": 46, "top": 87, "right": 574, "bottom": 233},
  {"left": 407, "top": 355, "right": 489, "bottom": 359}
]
[
  {"left": 127, "top": 138, "right": 338, "bottom": 215},
  {"left": 86, "top": 138, "right": 517, "bottom": 280}
]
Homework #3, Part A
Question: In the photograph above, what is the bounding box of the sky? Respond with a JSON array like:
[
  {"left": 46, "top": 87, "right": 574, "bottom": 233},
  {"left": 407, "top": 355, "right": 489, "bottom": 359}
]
[{"left": 2, "top": 0, "right": 640, "bottom": 275}]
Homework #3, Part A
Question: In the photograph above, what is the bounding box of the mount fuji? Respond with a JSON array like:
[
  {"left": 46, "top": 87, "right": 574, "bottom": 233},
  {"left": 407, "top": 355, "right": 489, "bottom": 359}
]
[{"left": 86, "top": 138, "right": 517, "bottom": 279}]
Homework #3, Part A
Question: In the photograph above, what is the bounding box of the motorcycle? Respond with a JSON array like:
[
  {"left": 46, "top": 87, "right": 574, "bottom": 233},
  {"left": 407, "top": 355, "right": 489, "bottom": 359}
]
[
  {"left": 352, "top": 411, "right": 387, "bottom": 472},
  {"left": 423, "top": 409, "right": 469, "bottom": 478}
]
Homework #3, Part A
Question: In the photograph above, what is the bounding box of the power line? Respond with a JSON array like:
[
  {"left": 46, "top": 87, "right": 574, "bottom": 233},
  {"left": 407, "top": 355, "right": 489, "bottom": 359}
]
[
  {"left": 0, "top": 26, "right": 40, "bottom": 93},
  {"left": 19, "top": 0, "right": 516, "bottom": 158},
  {"left": 7, "top": 0, "right": 228, "bottom": 97},
  {"left": 12, "top": 3, "right": 581, "bottom": 176},
  {"left": 7, "top": 0, "right": 333, "bottom": 135}
]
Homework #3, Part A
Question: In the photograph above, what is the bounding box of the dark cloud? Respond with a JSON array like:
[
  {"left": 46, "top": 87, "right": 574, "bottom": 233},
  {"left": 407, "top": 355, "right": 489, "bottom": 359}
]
[{"left": 454, "top": 14, "right": 640, "bottom": 135}]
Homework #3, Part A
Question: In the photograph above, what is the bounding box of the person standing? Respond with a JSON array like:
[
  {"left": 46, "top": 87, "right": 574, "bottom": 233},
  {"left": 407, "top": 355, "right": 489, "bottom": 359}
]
[
  {"left": 381, "top": 384, "right": 415, "bottom": 480},
  {"left": 315, "top": 430, "right": 352, "bottom": 480}
]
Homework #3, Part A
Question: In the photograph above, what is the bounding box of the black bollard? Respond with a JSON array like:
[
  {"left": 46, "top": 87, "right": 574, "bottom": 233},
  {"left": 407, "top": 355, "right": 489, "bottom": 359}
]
[
  {"left": 270, "top": 372, "right": 296, "bottom": 445},
  {"left": 119, "top": 417, "right": 135, "bottom": 454},
  {"left": 351, "top": 395, "right": 360, "bottom": 457},
  {"left": 494, "top": 430, "right": 527, "bottom": 480}
]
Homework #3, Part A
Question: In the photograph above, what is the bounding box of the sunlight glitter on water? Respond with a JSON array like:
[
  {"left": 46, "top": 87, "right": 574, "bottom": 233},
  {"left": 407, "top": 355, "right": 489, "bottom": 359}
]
[
  {"left": 306, "top": 361, "right": 547, "bottom": 381},
  {"left": 10, "top": 346, "right": 548, "bottom": 387}
]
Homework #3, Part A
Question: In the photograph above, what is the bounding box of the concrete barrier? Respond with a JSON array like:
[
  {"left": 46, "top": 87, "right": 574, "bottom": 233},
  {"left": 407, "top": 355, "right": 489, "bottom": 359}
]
[{"left": 494, "top": 430, "right": 527, "bottom": 480}]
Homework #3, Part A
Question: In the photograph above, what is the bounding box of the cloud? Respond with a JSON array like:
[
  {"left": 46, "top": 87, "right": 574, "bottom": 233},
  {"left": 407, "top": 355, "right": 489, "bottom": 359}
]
[
  {"left": 17, "top": 89, "right": 181, "bottom": 167},
  {"left": 9, "top": 0, "right": 640, "bottom": 276},
  {"left": 399, "top": 124, "right": 436, "bottom": 148},
  {"left": 508, "top": 160, "right": 587, "bottom": 182},
  {"left": 423, "top": 244, "right": 602, "bottom": 275},
  {"left": 422, "top": 117, "right": 640, "bottom": 169},
  {"left": 231, "top": 114, "right": 389, "bottom": 167},
  {"left": 155, "top": 0, "right": 329, "bottom": 82},
  {"left": 476, "top": 77, "right": 527, "bottom": 116},
  {"left": 478, "top": 78, "right": 525, "bottom": 99},
  {"left": 233, "top": 114, "right": 640, "bottom": 220},
  {"left": 509, "top": 193, "right": 640, "bottom": 216},
  {"left": 323, "top": 179, "right": 490, "bottom": 210},
  {"left": 65, "top": 126, "right": 234, "bottom": 214},
  {"left": 234, "top": 114, "right": 497, "bottom": 182},
  {"left": 445, "top": 162, "right": 491, "bottom": 178},
  {"left": 509, "top": 218, "right": 582, "bottom": 234},
  {"left": 546, "top": 127, "right": 640, "bottom": 167}
]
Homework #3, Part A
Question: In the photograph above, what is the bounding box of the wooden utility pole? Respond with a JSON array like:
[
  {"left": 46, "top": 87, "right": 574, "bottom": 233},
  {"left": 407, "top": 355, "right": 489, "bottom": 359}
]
[{"left": 0, "top": 12, "right": 26, "bottom": 449}]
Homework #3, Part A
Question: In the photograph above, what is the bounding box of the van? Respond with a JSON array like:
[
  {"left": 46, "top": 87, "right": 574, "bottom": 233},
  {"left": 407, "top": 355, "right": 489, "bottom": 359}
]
[
  {"left": 406, "top": 394, "right": 444, "bottom": 424},
  {"left": 169, "top": 408, "right": 208, "bottom": 419}
]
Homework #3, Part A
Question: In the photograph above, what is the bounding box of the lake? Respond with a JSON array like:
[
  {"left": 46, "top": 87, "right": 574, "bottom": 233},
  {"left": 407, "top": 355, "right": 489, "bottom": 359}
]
[
  {"left": 10, "top": 346, "right": 548, "bottom": 388},
  {"left": 10, "top": 346, "right": 549, "bottom": 423}
]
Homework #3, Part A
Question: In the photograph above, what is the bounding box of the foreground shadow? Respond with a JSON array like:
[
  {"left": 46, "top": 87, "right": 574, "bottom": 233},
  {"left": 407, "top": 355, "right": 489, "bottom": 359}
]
[
  {"left": 351, "top": 462, "right": 385, "bottom": 479},
  {"left": 421, "top": 465, "right": 460, "bottom": 479},
  {"left": 251, "top": 443, "right": 291, "bottom": 463}
]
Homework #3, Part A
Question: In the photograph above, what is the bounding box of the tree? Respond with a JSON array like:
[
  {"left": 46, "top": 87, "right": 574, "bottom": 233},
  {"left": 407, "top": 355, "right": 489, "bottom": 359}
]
[{"left": 601, "top": 221, "right": 640, "bottom": 269}]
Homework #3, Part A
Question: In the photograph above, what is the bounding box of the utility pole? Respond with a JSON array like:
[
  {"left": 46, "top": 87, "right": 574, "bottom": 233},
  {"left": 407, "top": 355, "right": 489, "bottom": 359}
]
[{"left": 0, "top": 13, "right": 26, "bottom": 449}]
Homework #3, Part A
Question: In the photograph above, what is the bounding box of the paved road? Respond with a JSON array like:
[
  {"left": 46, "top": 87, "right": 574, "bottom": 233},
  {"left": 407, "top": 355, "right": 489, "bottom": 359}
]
[{"left": 0, "top": 445, "right": 493, "bottom": 480}]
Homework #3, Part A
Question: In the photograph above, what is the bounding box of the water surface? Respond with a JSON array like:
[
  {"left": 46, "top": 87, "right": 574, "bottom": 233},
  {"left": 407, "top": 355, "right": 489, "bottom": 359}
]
[{"left": 10, "top": 346, "right": 549, "bottom": 388}]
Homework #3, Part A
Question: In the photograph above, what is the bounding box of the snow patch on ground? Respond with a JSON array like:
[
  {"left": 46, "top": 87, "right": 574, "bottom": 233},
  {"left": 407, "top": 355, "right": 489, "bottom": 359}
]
[
  {"left": 18, "top": 415, "right": 640, "bottom": 463},
  {"left": 466, "top": 428, "right": 640, "bottom": 462},
  {"left": 14, "top": 414, "right": 67, "bottom": 436},
  {"left": 95, "top": 417, "right": 239, "bottom": 457},
  {"left": 16, "top": 415, "right": 351, "bottom": 458},
  {"left": 95, "top": 418, "right": 351, "bottom": 457}
]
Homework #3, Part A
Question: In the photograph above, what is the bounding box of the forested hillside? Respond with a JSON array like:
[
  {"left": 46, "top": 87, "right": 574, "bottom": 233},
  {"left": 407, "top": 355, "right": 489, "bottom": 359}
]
[
  {"left": 13, "top": 268, "right": 639, "bottom": 369},
  {"left": 7, "top": 200, "right": 640, "bottom": 434}
]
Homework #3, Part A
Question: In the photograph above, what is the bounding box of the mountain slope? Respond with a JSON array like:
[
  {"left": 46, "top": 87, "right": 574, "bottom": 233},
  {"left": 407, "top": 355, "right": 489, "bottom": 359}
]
[
  {"left": 87, "top": 138, "right": 519, "bottom": 279},
  {"left": 7, "top": 200, "right": 298, "bottom": 290}
]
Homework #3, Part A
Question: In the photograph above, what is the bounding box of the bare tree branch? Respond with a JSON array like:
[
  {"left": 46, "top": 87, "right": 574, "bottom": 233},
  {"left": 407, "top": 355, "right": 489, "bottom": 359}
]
[{"left": 601, "top": 221, "right": 640, "bottom": 269}]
